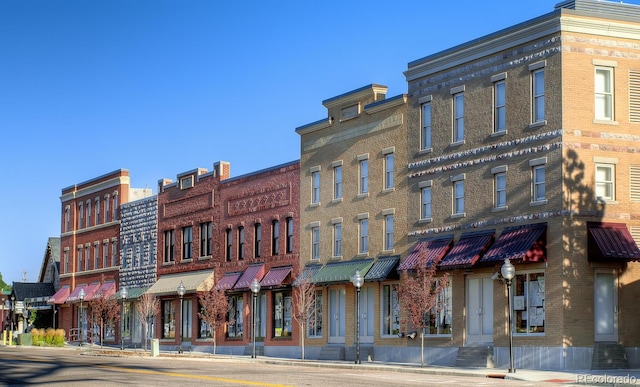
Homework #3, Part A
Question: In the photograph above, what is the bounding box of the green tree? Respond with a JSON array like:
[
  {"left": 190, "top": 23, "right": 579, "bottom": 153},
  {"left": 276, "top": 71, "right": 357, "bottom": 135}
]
[{"left": 0, "top": 273, "right": 10, "bottom": 291}]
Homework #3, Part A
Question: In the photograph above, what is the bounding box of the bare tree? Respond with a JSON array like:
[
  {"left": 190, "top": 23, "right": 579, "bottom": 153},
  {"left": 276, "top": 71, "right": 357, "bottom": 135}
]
[
  {"left": 197, "top": 279, "right": 229, "bottom": 355},
  {"left": 292, "top": 274, "right": 316, "bottom": 361},
  {"left": 136, "top": 293, "right": 160, "bottom": 351},
  {"left": 88, "top": 294, "right": 120, "bottom": 348},
  {"left": 397, "top": 248, "right": 449, "bottom": 367}
]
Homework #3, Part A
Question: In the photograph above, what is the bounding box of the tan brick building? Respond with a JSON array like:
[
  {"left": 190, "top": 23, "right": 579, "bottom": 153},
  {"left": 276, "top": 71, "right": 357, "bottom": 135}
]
[
  {"left": 296, "top": 84, "right": 409, "bottom": 361},
  {"left": 403, "top": 0, "right": 640, "bottom": 370}
]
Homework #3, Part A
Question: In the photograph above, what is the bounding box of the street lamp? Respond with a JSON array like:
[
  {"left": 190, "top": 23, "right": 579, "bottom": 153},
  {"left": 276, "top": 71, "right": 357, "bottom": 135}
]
[
  {"left": 78, "top": 288, "right": 85, "bottom": 346},
  {"left": 351, "top": 270, "right": 364, "bottom": 364},
  {"left": 177, "top": 281, "right": 185, "bottom": 354},
  {"left": 120, "top": 287, "right": 128, "bottom": 350},
  {"left": 250, "top": 278, "right": 261, "bottom": 359},
  {"left": 501, "top": 258, "right": 516, "bottom": 373},
  {"left": 10, "top": 294, "right": 15, "bottom": 333}
]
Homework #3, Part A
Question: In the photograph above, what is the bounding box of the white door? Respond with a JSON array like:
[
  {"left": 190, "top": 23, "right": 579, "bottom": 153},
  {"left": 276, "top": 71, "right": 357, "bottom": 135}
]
[
  {"left": 358, "top": 286, "right": 375, "bottom": 344},
  {"left": 595, "top": 272, "right": 618, "bottom": 342},
  {"left": 466, "top": 276, "right": 494, "bottom": 344},
  {"left": 328, "top": 288, "right": 345, "bottom": 343}
]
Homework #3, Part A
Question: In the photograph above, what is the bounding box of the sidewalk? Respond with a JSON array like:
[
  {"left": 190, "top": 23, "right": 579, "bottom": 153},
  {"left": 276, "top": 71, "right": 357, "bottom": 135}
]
[{"left": 72, "top": 344, "right": 640, "bottom": 386}]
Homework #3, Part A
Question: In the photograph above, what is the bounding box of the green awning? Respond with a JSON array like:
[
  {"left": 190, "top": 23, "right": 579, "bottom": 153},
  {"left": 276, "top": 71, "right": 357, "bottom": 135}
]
[
  {"left": 311, "top": 259, "right": 374, "bottom": 285},
  {"left": 365, "top": 256, "right": 399, "bottom": 282},
  {"left": 114, "top": 286, "right": 149, "bottom": 300},
  {"left": 293, "top": 264, "right": 322, "bottom": 286}
]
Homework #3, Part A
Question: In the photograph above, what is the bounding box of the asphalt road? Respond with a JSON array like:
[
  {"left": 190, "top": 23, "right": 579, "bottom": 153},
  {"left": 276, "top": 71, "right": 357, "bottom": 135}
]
[{"left": 0, "top": 346, "right": 561, "bottom": 386}]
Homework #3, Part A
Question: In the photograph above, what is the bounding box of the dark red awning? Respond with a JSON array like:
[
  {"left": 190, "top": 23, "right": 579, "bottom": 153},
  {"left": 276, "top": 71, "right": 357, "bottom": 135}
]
[
  {"left": 86, "top": 282, "right": 116, "bottom": 301},
  {"left": 479, "top": 223, "right": 546, "bottom": 265},
  {"left": 588, "top": 222, "right": 640, "bottom": 261},
  {"left": 438, "top": 231, "right": 495, "bottom": 270},
  {"left": 47, "top": 286, "right": 70, "bottom": 305},
  {"left": 398, "top": 236, "right": 453, "bottom": 270},
  {"left": 216, "top": 272, "right": 242, "bottom": 290},
  {"left": 234, "top": 264, "right": 266, "bottom": 290},
  {"left": 260, "top": 266, "right": 292, "bottom": 288}
]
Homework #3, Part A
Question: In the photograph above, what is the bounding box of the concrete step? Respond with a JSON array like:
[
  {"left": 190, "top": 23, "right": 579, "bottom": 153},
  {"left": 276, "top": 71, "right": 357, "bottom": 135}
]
[{"left": 591, "top": 342, "right": 629, "bottom": 370}]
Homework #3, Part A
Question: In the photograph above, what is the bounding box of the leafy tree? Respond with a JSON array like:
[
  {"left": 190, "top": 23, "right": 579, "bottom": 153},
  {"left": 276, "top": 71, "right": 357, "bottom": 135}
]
[
  {"left": 89, "top": 293, "right": 121, "bottom": 348},
  {"left": 292, "top": 272, "right": 316, "bottom": 361},
  {"left": 197, "top": 274, "right": 229, "bottom": 355},
  {"left": 0, "top": 273, "right": 10, "bottom": 291},
  {"left": 397, "top": 248, "right": 449, "bottom": 367},
  {"left": 136, "top": 293, "right": 160, "bottom": 351}
]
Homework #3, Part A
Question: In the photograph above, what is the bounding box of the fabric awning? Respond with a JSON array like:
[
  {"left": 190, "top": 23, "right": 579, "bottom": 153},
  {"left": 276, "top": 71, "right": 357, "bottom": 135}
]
[
  {"left": 588, "top": 222, "right": 640, "bottom": 262},
  {"left": 48, "top": 286, "right": 70, "bottom": 305},
  {"left": 293, "top": 265, "right": 322, "bottom": 286},
  {"left": 364, "top": 256, "right": 399, "bottom": 281},
  {"left": 479, "top": 223, "right": 546, "bottom": 265},
  {"left": 146, "top": 270, "right": 214, "bottom": 295},
  {"left": 115, "top": 287, "right": 149, "bottom": 300},
  {"left": 398, "top": 236, "right": 453, "bottom": 271},
  {"left": 234, "top": 264, "right": 266, "bottom": 290},
  {"left": 311, "top": 259, "right": 374, "bottom": 285},
  {"left": 260, "top": 266, "right": 292, "bottom": 288},
  {"left": 438, "top": 230, "right": 495, "bottom": 270},
  {"left": 66, "top": 283, "right": 100, "bottom": 303},
  {"left": 86, "top": 282, "right": 116, "bottom": 301},
  {"left": 216, "top": 272, "right": 242, "bottom": 290}
]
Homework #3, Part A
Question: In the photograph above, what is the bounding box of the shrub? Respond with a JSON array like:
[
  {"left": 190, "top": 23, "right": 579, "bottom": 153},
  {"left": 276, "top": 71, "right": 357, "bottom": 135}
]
[{"left": 30, "top": 328, "right": 66, "bottom": 347}]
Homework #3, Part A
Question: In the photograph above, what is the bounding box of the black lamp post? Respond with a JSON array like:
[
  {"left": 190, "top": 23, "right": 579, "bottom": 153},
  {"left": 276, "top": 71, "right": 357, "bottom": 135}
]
[
  {"left": 10, "top": 295, "right": 15, "bottom": 333},
  {"left": 177, "top": 281, "right": 185, "bottom": 354},
  {"left": 120, "top": 287, "right": 128, "bottom": 350},
  {"left": 78, "top": 288, "right": 85, "bottom": 346},
  {"left": 501, "top": 258, "right": 516, "bottom": 373},
  {"left": 250, "top": 278, "right": 261, "bottom": 359},
  {"left": 351, "top": 270, "right": 363, "bottom": 364}
]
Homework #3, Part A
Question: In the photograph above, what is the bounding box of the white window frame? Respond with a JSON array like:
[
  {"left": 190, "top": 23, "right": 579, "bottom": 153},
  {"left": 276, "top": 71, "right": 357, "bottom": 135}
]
[
  {"left": 421, "top": 100, "right": 432, "bottom": 150},
  {"left": 359, "top": 158, "right": 369, "bottom": 195},
  {"left": 384, "top": 212, "right": 394, "bottom": 251},
  {"left": 451, "top": 174, "right": 465, "bottom": 216},
  {"left": 494, "top": 172, "right": 507, "bottom": 209},
  {"left": 595, "top": 66, "right": 614, "bottom": 121},
  {"left": 333, "top": 165, "right": 342, "bottom": 200},
  {"left": 532, "top": 165, "right": 546, "bottom": 203},
  {"left": 311, "top": 226, "right": 320, "bottom": 260},
  {"left": 453, "top": 92, "right": 464, "bottom": 143},
  {"left": 384, "top": 152, "right": 394, "bottom": 190},
  {"left": 494, "top": 79, "right": 506, "bottom": 133},
  {"left": 359, "top": 218, "right": 368, "bottom": 255},
  {"left": 596, "top": 164, "right": 615, "bottom": 201},
  {"left": 421, "top": 186, "right": 432, "bottom": 220},
  {"left": 531, "top": 64, "right": 545, "bottom": 123},
  {"left": 311, "top": 170, "right": 320, "bottom": 204},
  {"left": 333, "top": 222, "right": 342, "bottom": 257}
]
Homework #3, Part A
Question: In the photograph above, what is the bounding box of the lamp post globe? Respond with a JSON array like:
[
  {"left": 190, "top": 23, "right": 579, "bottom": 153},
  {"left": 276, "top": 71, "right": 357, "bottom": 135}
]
[
  {"left": 501, "top": 258, "right": 516, "bottom": 373},
  {"left": 78, "top": 288, "right": 85, "bottom": 346},
  {"left": 120, "top": 287, "right": 128, "bottom": 350},
  {"left": 351, "top": 270, "right": 364, "bottom": 364},
  {"left": 177, "top": 281, "right": 185, "bottom": 354},
  {"left": 250, "top": 278, "right": 261, "bottom": 359}
]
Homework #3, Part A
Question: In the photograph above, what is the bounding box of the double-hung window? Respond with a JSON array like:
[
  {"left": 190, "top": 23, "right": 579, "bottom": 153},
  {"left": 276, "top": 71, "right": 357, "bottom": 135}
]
[
  {"left": 332, "top": 221, "right": 342, "bottom": 257},
  {"left": 383, "top": 210, "right": 394, "bottom": 251},
  {"left": 311, "top": 168, "right": 321, "bottom": 204},
  {"left": 272, "top": 220, "right": 279, "bottom": 255},
  {"left": 451, "top": 86, "right": 465, "bottom": 143},
  {"left": 238, "top": 226, "right": 245, "bottom": 260},
  {"left": 530, "top": 62, "right": 545, "bottom": 123},
  {"left": 358, "top": 156, "right": 369, "bottom": 195},
  {"left": 596, "top": 163, "right": 615, "bottom": 201},
  {"left": 358, "top": 217, "right": 368, "bottom": 255},
  {"left": 182, "top": 226, "right": 192, "bottom": 260},
  {"left": 451, "top": 174, "right": 465, "bottom": 216},
  {"left": 225, "top": 228, "right": 232, "bottom": 261},
  {"left": 530, "top": 157, "right": 547, "bottom": 203},
  {"left": 493, "top": 74, "right": 506, "bottom": 133},
  {"left": 383, "top": 148, "right": 394, "bottom": 190},
  {"left": 311, "top": 224, "right": 320, "bottom": 260},
  {"left": 492, "top": 165, "right": 508, "bottom": 209},
  {"left": 420, "top": 97, "right": 432, "bottom": 150},
  {"left": 254, "top": 223, "right": 261, "bottom": 258},
  {"left": 419, "top": 181, "right": 432, "bottom": 220},
  {"left": 286, "top": 217, "right": 294, "bottom": 254},
  {"left": 333, "top": 164, "right": 342, "bottom": 200},
  {"left": 200, "top": 222, "right": 212, "bottom": 257},
  {"left": 595, "top": 65, "right": 614, "bottom": 121},
  {"left": 164, "top": 230, "right": 174, "bottom": 263}
]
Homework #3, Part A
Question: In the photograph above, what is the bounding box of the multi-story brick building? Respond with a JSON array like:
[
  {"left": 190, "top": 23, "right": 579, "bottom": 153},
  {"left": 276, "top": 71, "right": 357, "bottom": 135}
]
[
  {"left": 150, "top": 160, "right": 300, "bottom": 356},
  {"left": 403, "top": 0, "right": 640, "bottom": 370},
  {"left": 52, "top": 169, "right": 152, "bottom": 344},
  {"left": 296, "top": 84, "right": 409, "bottom": 361}
]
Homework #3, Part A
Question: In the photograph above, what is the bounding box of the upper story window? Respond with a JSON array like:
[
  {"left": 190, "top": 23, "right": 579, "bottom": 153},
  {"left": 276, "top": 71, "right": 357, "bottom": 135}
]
[
  {"left": 332, "top": 220, "right": 342, "bottom": 258},
  {"left": 311, "top": 168, "right": 321, "bottom": 204},
  {"left": 358, "top": 216, "right": 368, "bottom": 255},
  {"left": 182, "top": 226, "right": 193, "bottom": 260},
  {"left": 95, "top": 198, "right": 100, "bottom": 225},
  {"left": 79, "top": 203, "right": 84, "bottom": 229},
  {"left": 333, "top": 164, "right": 343, "bottom": 200},
  {"left": 383, "top": 148, "right": 394, "bottom": 190},
  {"left": 87, "top": 201, "right": 92, "bottom": 227},
  {"left": 492, "top": 165, "right": 508, "bottom": 210},
  {"left": 493, "top": 73, "right": 507, "bottom": 133},
  {"left": 94, "top": 244, "right": 99, "bottom": 269},
  {"left": 272, "top": 220, "right": 279, "bottom": 255},
  {"left": 420, "top": 181, "right": 432, "bottom": 220},
  {"left": 225, "top": 228, "right": 232, "bottom": 261},
  {"left": 113, "top": 193, "right": 119, "bottom": 221},
  {"left": 103, "top": 241, "right": 108, "bottom": 268},
  {"left": 595, "top": 64, "right": 615, "bottom": 121},
  {"left": 64, "top": 249, "right": 69, "bottom": 274},
  {"left": 530, "top": 157, "right": 547, "bottom": 204},
  {"left": 596, "top": 164, "right": 616, "bottom": 201},
  {"left": 164, "top": 230, "right": 174, "bottom": 263},
  {"left": 452, "top": 86, "right": 465, "bottom": 143},
  {"left": 420, "top": 96, "right": 432, "bottom": 150},
  {"left": 254, "top": 223, "right": 262, "bottom": 258},
  {"left": 64, "top": 206, "right": 70, "bottom": 232},
  {"left": 111, "top": 240, "right": 117, "bottom": 266},
  {"left": 451, "top": 173, "right": 465, "bottom": 217},
  {"left": 358, "top": 155, "right": 369, "bottom": 195},
  {"left": 104, "top": 195, "right": 110, "bottom": 223},
  {"left": 77, "top": 247, "right": 83, "bottom": 272},
  {"left": 384, "top": 212, "right": 394, "bottom": 251},
  {"left": 238, "top": 226, "right": 245, "bottom": 260},
  {"left": 286, "top": 217, "right": 294, "bottom": 254},
  {"left": 530, "top": 61, "right": 546, "bottom": 124},
  {"left": 311, "top": 223, "right": 320, "bottom": 260},
  {"left": 341, "top": 104, "right": 359, "bottom": 120},
  {"left": 200, "top": 222, "right": 212, "bottom": 257},
  {"left": 180, "top": 176, "right": 194, "bottom": 189}
]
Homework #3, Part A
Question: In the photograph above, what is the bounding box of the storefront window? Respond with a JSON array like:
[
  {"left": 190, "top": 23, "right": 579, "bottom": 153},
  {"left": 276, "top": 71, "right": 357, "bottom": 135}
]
[
  {"left": 162, "top": 300, "right": 175, "bottom": 339},
  {"left": 227, "top": 294, "right": 243, "bottom": 338},
  {"left": 273, "top": 291, "right": 292, "bottom": 337},
  {"left": 425, "top": 278, "right": 452, "bottom": 336},
  {"left": 198, "top": 308, "right": 212, "bottom": 339},
  {"left": 513, "top": 271, "right": 545, "bottom": 334},
  {"left": 307, "top": 290, "right": 323, "bottom": 338},
  {"left": 381, "top": 284, "right": 400, "bottom": 336}
]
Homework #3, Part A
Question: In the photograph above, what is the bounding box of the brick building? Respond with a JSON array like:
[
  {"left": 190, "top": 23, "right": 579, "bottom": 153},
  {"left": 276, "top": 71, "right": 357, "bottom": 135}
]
[
  {"left": 52, "top": 169, "right": 152, "bottom": 344},
  {"left": 402, "top": 0, "right": 640, "bottom": 370},
  {"left": 296, "top": 84, "right": 409, "bottom": 361},
  {"left": 150, "top": 160, "right": 300, "bottom": 356}
]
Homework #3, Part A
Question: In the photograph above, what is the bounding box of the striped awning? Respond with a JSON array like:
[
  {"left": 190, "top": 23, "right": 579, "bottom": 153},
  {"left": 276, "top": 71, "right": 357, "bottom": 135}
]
[
  {"left": 47, "top": 286, "right": 70, "bottom": 305},
  {"left": 588, "top": 222, "right": 640, "bottom": 261},
  {"left": 260, "top": 266, "right": 292, "bottom": 288},
  {"left": 479, "top": 223, "right": 546, "bottom": 265},
  {"left": 234, "top": 264, "right": 266, "bottom": 290},
  {"left": 311, "top": 259, "right": 374, "bottom": 285},
  {"left": 398, "top": 237, "right": 453, "bottom": 271}
]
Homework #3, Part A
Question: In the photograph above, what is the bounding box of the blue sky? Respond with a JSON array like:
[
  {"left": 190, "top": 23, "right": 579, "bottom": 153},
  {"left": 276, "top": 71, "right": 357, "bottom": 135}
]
[{"left": 2, "top": 0, "right": 638, "bottom": 285}]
